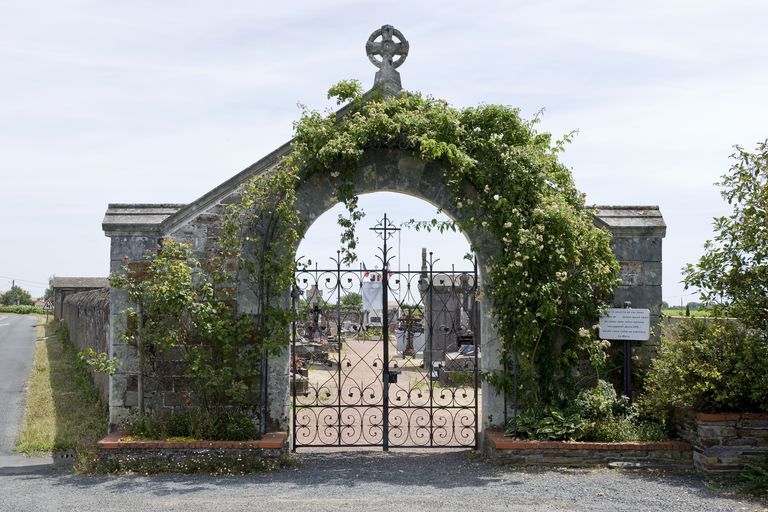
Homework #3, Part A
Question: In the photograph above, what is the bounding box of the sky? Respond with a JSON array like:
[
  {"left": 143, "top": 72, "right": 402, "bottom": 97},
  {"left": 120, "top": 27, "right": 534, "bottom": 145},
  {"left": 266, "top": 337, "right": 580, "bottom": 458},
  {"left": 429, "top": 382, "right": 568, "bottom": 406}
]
[{"left": 1, "top": 0, "right": 767, "bottom": 304}]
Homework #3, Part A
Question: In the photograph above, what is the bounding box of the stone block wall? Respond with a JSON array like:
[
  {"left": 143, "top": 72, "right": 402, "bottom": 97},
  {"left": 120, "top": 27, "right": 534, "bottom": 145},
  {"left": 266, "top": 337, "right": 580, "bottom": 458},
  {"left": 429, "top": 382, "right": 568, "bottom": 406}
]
[
  {"left": 102, "top": 204, "right": 272, "bottom": 433},
  {"left": 674, "top": 408, "right": 768, "bottom": 471},
  {"left": 484, "top": 431, "right": 692, "bottom": 468},
  {"left": 591, "top": 207, "right": 666, "bottom": 376},
  {"left": 102, "top": 156, "right": 667, "bottom": 436},
  {"left": 609, "top": 227, "right": 664, "bottom": 342},
  {"left": 61, "top": 288, "right": 110, "bottom": 401}
]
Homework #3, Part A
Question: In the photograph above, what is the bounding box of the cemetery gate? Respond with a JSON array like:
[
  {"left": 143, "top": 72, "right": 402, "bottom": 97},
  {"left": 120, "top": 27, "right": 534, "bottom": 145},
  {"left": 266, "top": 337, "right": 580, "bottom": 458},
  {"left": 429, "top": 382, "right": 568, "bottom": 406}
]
[{"left": 291, "top": 214, "right": 480, "bottom": 450}]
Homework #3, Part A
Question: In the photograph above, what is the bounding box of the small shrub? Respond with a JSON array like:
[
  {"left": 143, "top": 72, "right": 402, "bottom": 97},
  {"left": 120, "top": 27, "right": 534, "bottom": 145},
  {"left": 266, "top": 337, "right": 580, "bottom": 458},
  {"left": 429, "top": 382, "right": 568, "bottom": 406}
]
[
  {"left": 580, "top": 415, "right": 666, "bottom": 442},
  {"left": 506, "top": 406, "right": 584, "bottom": 441},
  {"left": 741, "top": 457, "right": 768, "bottom": 497},
  {"left": 124, "top": 408, "right": 259, "bottom": 441},
  {"left": 506, "top": 380, "right": 667, "bottom": 442},
  {"left": 574, "top": 379, "right": 632, "bottom": 420},
  {"left": 641, "top": 319, "right": 768, "bottom": 423}
]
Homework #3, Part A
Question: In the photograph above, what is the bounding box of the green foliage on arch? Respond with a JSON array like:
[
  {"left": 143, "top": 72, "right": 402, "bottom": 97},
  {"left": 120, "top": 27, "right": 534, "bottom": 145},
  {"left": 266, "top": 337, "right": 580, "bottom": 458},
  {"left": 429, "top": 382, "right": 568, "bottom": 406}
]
[{"left": 233, "top": 79, "right": 620, "bottom": 406}]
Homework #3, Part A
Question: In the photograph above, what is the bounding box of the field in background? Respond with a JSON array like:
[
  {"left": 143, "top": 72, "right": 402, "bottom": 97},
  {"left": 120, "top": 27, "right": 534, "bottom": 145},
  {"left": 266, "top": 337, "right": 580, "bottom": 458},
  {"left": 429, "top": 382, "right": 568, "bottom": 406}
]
[{"left": 661, "top": 308, "right": 711, "bottom": 318}]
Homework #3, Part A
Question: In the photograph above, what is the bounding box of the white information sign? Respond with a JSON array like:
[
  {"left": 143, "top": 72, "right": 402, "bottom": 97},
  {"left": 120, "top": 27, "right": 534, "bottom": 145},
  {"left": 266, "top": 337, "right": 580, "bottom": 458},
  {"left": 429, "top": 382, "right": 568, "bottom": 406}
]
[{"left": 599, "top": 308, "right": 650, "bottom": 341}]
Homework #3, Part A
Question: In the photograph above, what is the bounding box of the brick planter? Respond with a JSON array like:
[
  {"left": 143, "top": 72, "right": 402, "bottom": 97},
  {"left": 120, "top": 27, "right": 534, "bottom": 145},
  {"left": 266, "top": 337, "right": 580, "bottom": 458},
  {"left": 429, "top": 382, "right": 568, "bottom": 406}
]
[
  {"left": 97, "top": 432, "right": 288, "bottom": 472},
  {"left": 673, "top": 408, "right": 768, "bottom": 472},
  {"left": 484, "top": 430, "right": 692, "bottom": 468}
]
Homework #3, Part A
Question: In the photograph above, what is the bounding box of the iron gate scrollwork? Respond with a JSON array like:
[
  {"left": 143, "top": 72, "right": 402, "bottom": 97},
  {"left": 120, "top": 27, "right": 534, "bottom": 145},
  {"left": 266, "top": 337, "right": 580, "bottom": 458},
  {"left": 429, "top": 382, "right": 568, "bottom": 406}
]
[{"left": 291, "top": 214, "right": 479, "bottom": 450}]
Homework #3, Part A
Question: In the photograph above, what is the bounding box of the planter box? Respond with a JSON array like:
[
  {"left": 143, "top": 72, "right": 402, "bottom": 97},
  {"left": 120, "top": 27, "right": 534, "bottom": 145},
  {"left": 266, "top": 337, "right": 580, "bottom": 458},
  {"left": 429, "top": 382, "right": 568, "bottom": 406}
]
[
  {"left": 673, "top": 408, "right": 768, "bottom": 472},
  {"left": 97, "top": 431, "right": 288, "bottom": 473},
  {"left": 484, "top": 430, "right": 692, "bottom": 468}
]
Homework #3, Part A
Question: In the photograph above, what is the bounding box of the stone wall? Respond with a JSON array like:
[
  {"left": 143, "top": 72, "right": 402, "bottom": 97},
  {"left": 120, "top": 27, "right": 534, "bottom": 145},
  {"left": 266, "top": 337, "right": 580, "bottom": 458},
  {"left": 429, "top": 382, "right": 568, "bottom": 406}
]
[
  {"left": 103, "top": 220, "right": 266, "bottom": 432},
  {"left": 674, "top": 408, "right": 768, "bottom": 471},
  {"left": 484, "top": 430, "right": 692, "bottom": 468},
  {"left": 97, "top": 431, "right": 288, "bottom": 472},
  {"left": 102, "top": 152, "right": 667, "bottom": 436},
  {"left": 61, "top": 288, "right": 110, "bottom": 401}
]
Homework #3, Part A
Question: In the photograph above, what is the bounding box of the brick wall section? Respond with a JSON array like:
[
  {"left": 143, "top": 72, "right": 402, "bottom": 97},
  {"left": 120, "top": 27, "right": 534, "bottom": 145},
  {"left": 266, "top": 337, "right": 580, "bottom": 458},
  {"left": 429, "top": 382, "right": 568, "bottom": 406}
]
[
  {"left": 673, "top": 408, "right": 768, "bottom": 471},
  {"left": 484, "top": 431, "right": 692, "bottom": 468},
  {"left": 61, "top": 288, "right": 110, "bottom": 401}
]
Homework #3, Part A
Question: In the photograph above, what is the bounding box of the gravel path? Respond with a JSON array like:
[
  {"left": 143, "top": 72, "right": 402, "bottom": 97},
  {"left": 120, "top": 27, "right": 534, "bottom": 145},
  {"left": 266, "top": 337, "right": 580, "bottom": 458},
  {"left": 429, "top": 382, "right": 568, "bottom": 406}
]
[{"left": 1, "top": 450, "right": 765, "bottom": 511}]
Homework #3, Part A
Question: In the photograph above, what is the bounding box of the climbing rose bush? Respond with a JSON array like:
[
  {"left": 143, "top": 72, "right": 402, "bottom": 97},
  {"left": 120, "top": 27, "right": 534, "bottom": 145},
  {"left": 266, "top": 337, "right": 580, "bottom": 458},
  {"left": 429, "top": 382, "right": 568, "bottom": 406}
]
[{"left": 279, "top": 80, "right": 620, "bottom": 405}]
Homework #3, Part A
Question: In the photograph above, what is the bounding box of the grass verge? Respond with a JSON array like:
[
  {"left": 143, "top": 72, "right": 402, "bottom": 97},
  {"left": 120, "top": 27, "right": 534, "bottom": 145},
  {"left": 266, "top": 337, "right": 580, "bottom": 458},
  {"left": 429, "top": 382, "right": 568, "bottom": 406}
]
[{"left": 14, "top": 319, "right": 108, "bottom": 471}]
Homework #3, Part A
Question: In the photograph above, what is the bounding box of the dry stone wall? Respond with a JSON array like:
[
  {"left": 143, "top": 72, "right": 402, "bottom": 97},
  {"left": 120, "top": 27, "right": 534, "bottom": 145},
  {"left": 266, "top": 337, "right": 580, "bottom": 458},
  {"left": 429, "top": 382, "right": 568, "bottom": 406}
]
[{"left": 674, "top": 408, "right": 768, "bottom": 471}]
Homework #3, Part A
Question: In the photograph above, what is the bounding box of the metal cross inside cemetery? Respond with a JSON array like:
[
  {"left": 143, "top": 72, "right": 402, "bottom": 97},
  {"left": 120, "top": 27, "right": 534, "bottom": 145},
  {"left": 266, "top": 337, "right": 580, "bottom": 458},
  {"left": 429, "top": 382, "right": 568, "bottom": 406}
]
[{"left": 291, "top": 214, "right": 480, "bottom": 450}]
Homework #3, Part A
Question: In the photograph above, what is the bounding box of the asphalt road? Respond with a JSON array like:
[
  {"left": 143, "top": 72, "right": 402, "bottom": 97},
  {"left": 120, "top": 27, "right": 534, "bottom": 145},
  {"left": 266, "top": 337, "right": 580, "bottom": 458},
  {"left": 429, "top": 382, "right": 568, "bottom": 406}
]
[
  {"left": 0, "top": 314, "right": 39, "bottom": 457},
  {"left": 0, "top": 451, "right": 765, "bottom": 512}
]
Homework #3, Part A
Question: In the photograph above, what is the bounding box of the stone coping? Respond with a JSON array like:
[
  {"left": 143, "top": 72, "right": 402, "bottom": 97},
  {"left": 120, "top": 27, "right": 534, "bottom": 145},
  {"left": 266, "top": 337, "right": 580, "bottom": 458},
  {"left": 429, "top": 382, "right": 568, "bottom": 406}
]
[
  {"left": 98, "top": 431, "right": 288, "bottom": 450},
  {"left": 694, "top": 412, "right": 768, "bottom": 422},
  {"left": 486, "top": 430, "right": 691, "bottom": 451}
]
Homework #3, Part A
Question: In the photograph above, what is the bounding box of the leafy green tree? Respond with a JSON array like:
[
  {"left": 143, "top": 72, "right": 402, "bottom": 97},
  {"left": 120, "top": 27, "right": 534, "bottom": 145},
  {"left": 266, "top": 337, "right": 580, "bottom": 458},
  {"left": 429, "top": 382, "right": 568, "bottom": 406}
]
[
  {"left": 644, "top": 141, "right": 768, "bottom": 421},
  {"left": 686, "top": 302, "right": 702, "bottom": 311},
  {"left": 684, "top": 140, "right": 768, "bottom": 332},
  {"left": 339, "top": 292, "right": 362, "bottom": 309},
  {"left": 1, "top": 285, "right": 33, "bottom": 306},
  {"left": 43, "top": 276, "right": 54, "bottom": 301}
]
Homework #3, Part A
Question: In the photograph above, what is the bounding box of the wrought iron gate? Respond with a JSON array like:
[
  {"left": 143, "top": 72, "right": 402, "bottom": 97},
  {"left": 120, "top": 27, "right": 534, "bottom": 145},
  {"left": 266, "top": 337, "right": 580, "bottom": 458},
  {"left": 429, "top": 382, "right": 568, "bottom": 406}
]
[{"left": 291, "top": 214, "right": 479, "bottom": 450}]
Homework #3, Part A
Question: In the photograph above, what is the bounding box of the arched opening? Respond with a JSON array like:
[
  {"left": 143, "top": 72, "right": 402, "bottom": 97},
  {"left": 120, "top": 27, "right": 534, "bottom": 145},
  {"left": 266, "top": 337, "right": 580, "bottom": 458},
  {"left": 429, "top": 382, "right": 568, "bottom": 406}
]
[
  {"left": 257, "top": 148, "right": 505, "bottom": 449},
  {"left": 293, "top": 192, "right": 476, "bottom": 449}
]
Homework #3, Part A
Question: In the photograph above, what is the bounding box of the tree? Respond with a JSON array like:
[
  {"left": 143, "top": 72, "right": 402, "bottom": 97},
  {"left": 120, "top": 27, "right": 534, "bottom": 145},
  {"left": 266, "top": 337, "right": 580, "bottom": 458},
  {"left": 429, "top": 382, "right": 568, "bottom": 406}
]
[
  {"left": 684, "top": 140, "right": 768, "bottom": 332},
  {"left": 43, "top": 276, "right": 54, "bottom": 301},
  {"left": 1, "top": 285, "right": 33, "bottom": 306},
  {"left": 339, "top": 292, "right": 362, "bottom": 309}
]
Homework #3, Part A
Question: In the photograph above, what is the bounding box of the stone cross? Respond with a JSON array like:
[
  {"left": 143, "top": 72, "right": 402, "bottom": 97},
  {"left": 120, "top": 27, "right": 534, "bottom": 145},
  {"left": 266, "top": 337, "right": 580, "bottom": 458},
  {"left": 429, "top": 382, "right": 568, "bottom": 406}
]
[{"left": 366, "top": 25, "right": 409, "bottom": 96}]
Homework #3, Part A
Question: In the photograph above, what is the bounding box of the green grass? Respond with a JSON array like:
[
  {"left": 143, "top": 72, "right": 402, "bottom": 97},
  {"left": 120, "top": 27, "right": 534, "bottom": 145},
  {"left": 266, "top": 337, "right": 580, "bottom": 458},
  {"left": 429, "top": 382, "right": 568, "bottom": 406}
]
[{"left": 14, "top": 319, "right": 108, "bottom": 470}]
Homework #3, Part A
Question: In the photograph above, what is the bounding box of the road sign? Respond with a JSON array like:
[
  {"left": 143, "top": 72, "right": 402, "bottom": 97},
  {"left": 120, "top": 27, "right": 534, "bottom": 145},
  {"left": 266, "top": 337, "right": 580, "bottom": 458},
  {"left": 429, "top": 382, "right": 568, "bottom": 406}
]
[
  {"left": 43, "top": 301, "right": 53, "bottom": 311},
  {"left": 599, "top": 308, "right": 650, "bottom": 341}
]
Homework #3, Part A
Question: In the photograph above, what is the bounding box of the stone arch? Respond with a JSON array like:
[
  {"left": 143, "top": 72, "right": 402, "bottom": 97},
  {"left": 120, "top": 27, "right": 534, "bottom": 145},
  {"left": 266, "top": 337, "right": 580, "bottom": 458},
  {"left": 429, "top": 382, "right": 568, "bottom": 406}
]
[{"left": 258, "top": 147, "right": 506, "bottom": 438}]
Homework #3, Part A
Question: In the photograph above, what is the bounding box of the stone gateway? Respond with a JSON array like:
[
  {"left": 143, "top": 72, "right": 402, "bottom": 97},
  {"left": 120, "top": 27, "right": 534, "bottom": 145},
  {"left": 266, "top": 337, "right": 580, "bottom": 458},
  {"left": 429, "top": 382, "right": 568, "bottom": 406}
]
[{"left": 101, "top": 26, "right": 666, "bottom": 448}]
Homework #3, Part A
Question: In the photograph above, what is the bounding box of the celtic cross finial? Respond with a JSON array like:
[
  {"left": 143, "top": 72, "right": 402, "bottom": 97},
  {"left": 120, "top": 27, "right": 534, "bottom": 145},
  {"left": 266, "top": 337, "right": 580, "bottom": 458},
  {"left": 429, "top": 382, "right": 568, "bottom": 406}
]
[{"left": 366, "top": 25, "right": 409, "bottom": 96}]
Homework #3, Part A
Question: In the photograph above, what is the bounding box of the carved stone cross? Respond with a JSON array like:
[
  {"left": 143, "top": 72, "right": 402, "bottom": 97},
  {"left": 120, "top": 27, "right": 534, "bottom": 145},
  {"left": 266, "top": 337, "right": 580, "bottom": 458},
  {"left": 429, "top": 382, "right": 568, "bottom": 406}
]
[{"left": 366, "top": 25, "right": 409, "bottom": 95}]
